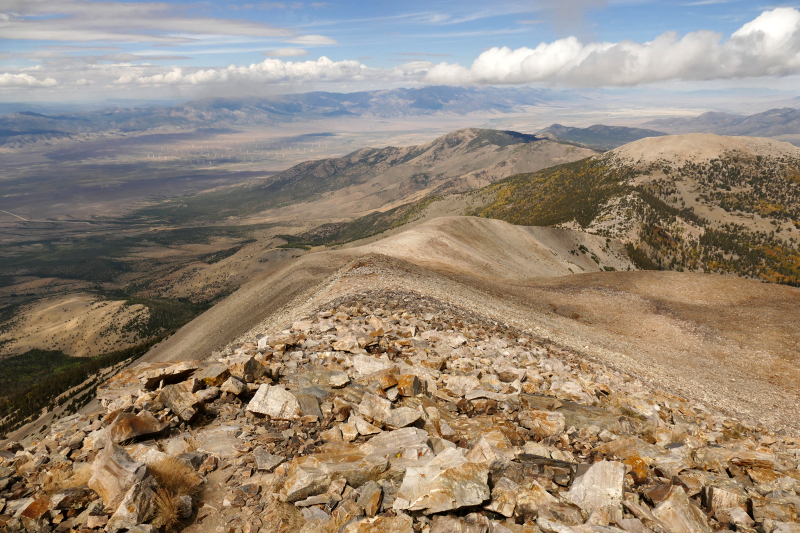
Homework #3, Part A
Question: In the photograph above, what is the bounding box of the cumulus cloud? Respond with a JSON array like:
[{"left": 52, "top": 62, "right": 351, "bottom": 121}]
[
  {"left": 424, "top": 7, "right": 800, "bottom": 86},
  {"left": 0, "top": 72, "right": 58, "bottom": 87},
  {"left": 5, "top": 7, "right": 800, "bottom": 96}
]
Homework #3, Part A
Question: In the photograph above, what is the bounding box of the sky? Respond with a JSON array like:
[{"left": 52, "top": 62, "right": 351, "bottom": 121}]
[{"left": 1, "top": 0, "right": 800, "bottom": 102}]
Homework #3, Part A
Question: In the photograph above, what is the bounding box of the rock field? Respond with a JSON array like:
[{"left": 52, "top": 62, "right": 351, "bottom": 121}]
[{"left": 1, "top": 291, "right": 799, "bottom": 533}]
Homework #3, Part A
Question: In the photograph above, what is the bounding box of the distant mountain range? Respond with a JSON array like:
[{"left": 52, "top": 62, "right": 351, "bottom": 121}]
[
  {"left": 644, "top": 107, "right": 800, "bottom": 139},
  {"left": 0, "top": 86, "right": 561, "bottom": 142},
  {"left": 537, "top": 124, "right": 667, "bottom": 151},
  {"left": 3, "top": 86, "right": 799, "bottom": 148}
]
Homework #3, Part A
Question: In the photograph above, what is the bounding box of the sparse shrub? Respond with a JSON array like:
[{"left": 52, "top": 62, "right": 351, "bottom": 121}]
[
  {"left": 148, "top": 457, "right": 202, "bottom": 499},
  {"left": 41, "top": 462, "right": 92, "bottom": 494},
  {"left": 152, "top": 488, "right": 181, "bottom": 532}
]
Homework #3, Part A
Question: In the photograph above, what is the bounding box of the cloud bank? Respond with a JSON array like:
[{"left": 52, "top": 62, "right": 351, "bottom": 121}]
[
  {"left": 424, "top": 7, "right": 800, "bottom": 86},
  {"left": 0, "top": 72, "right": 58, "bottom": 87},
  {"left": 3, "top": 7, "right": 800, "bottom": 95},
  {"left": 112, "top": 56, "right": 425, "bottom": 86}
]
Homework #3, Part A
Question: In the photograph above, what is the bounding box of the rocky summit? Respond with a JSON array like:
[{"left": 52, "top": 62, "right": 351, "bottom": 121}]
[{"left": 2, "top": 291, "right": 799, "bottom": 533}]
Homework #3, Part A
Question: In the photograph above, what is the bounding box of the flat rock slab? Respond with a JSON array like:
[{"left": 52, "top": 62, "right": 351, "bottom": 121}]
[
  {"left": 194, "top": 425, "right": 242, "bottom": 459},
  {"left": 139, "top": 361, "right": 200, "bottom": 390},
  {"left": 88, "top": 437, "right": 149, "bottom": 510},
  {"left": 518, "top": 410, "right": 566, "bottom": 438},
  {"left": 343, "top": 514, "right": 413, "bottom": 533},
  {"left": 192, "top": 362, "right": 230, "bottom": 387},
  {"left": 394, "top": 447, "right": 490, "bottom": 514},
  {"left": 565, "top": 460, "right": 626, "bottom": 513},
  {"left": 254, "top": 448, "right": 285, "bottom": 472},
  {"left": 110, "top": 412, "right": 167, "bottom": 443},
  {"left": 247, "top": 384, "right": 302, "bottom": 419},
  {"left": 283, "top": 447, "right": 389, "bottom": 502}
]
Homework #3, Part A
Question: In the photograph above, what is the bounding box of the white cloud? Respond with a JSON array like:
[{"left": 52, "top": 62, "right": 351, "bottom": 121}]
[
  {"left": 0, "top": 0, "right": 329, "bottom": 44},
  {"left": 4, "top": 7, "right": 800, "bottom": 97},
  {"left": 285, "top": 34, "right": 337, "bottom": 46},
  {"left": 112, "top": 56, "right": 418, "bottom": 86},
  {"left": 424, "top": 7, "right": 800, "bottom": 86},
  {"left": 263, "top": 48, "right": 308, "bottom": 57},
  {"left": 0, "top": 72, "right": 58, "bottom": 87}
]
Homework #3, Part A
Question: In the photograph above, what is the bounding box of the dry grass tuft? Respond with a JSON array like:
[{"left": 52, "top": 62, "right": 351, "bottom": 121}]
[
  {"left": 261, "top": 494, "right": 305, "bottom": 533},
  {"left": 148, "top": 457, "right": 202, "bottom": 498},
  {"left": 152, "top": 488, "right": 181, "bottom": 532},
  {"left": 41, "top": 463, "right": 92, "bottom": 494}
]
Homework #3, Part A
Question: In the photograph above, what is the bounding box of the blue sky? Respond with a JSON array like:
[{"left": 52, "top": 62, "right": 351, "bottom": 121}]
[{"left": 1, "top": 0, "right": 800, "bottom": 101}]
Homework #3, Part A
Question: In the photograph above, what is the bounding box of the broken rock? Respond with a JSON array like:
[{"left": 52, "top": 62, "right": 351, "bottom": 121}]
[
  {"left": 109, "top": 412, "right": 167, "bottom": 444},
  {"left": 518, "top": 409, "right": 566, "bottom": 438},
  {"left": 88, "top": 436, "right": 149, "bottom": 510},
  {"left": 394, "top": 447, "right": 490, "bottom": 514},
  {"left": 565, "top": 460, "right": 626, "bottom": 514},
  {"left": 359, "top": 393, "right": 392, "bottom": 427},
  {"left": 158, "top": 383, "right": 200, "bottom": 422},
  {"left": 247, "top": 384, "right": 302, "bottom": 419}
]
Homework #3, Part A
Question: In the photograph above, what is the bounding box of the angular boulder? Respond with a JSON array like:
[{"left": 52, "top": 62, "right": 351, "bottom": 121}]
[
  {"left": 222, "top": 354, "right": 265, "bottom": 382},
  {"left": 247, "top": 384, "right": 301, "bottom": 419},
  {"left": 652, "top": 486, "right": 711, "bottom": 533},
  {"left": 88, "top": 437, "right": 149, "bottom": 511},
  {"left": 394, "top": 447, "right": 490, "bottom": 514},
  {"left": 106, "top": 478, "right": 158, "bottom": 533},
  {"left": 158, "top": 383, "right": 201, "bottom": 422},
  {"left": 359, "top": 393, "right": 392, "bottom": 427},
  {"left": 565, "top": 460, "right": 626, "bottom": 513},
  {"left": 109, "top": 412, "right": 167, "bottom": 444},
  {"left": 192, "top": 362, "right": 230, "bottom": 387}
]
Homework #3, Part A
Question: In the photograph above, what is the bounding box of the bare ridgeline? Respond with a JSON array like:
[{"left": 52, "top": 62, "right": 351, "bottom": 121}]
[{"left": 2, "top": 288, "right": 800, "bottom": 533}]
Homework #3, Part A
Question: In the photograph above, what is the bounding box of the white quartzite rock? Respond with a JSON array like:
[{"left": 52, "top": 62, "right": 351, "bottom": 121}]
[
  {"left": 518, "top": 410, "right": 566, "bottom": 438},
  {"left": 247, "top": 384, "right": 301, "bottom": 419},
  {"left": 343, "top": 514, "right": 413, "bottom": 533},
  {"left": 353, "top": 354, "right": 394, "bottom": 375},
  {"left": 652, "top": 486, "right": 712, "bottom": 533},
  {"left": 359, "top": 392, "right": 392, "bottom": 426},
  {"left": 394, "top": 447, "right": 490, "bottom": 514},
  {"left": 106, "top": 478, "right": 158, "bottom": 533},
  {"left": 442, "top": 375, "right": 481, "bottom": 397},
  {"left": 565, "top": 460, "right": 626, "bottom": 513}
]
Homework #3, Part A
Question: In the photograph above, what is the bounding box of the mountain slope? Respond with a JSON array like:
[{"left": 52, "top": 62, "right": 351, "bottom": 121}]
[
  {"left": 538, "top": 124, "right": 667, "bottom": 151},
  {"left": 137, "top": 215, "right": 800, "bottom": 435},
  {"left": 474, "top": 133, "right": 800, "bottom": 285},
  {"left": 142, "top": 216, "right": 633, "bottom": 365},
  {"left": 134, "top": 128, "right": 597, "bottom": 224}
]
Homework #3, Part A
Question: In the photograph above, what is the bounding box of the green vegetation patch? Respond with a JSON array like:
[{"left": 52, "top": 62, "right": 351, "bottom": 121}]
[
  {"left": 0, "top": 349, "right": 83, "bottom": 396},
  {"left": 0, "top": 339, "right": 159, "bottom": 437},
  {"left": 0, "top": 237, "right": 132, "bottom": 283},
  {"left": 477, "top": 157, "right": 633, "bottom": 227}
]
